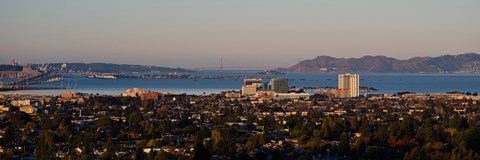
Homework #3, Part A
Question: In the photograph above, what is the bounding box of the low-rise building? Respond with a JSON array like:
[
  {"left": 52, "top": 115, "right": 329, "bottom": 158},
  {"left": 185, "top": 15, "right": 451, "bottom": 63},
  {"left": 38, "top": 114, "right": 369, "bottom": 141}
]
[
  {"left": 11, "top": 99, "right": 31, "bottom": 107},
  {"left": 121, "top": 88, "right": 146, "bottom": 97},
  {"left": 140, "top": 92, "right": 161, "bottom": 101},
  {"left": 60, "top": 92, "right": 80, "bottom": 99},
  {"left": 0, "top": 105, "right": 9, "bottom": 112},
  {"left": 315, "top": 92, "right": 335, "bottom": 98},
  {"left": 454, "top": 107, "right": 467, "bottom": 113},
  {"left": 273, "top": 93, "right": 310, "bottom": 100},
  {"left": 19, "top": 106, "right": 36, "bottom": 114},
  {"left": 334, "top": 88, "right": 350, "bottom": 98},
  {"left": 256, "top": 90, "right": 276, "bottom": 100},
  {"left": 242, "top": 85, "right": 258, "bottom": 96},
  {"left": 225, "top": 91, "right": 241, "bottom": 98}
]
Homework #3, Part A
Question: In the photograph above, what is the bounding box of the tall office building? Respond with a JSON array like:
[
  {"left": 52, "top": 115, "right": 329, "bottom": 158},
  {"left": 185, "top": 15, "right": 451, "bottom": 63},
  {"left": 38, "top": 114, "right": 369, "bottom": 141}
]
[
  {"left": 337, "top": 73, "right": 359, "bottom": 98},
  {"left": 243, "top": 78, "right": 263, "bottom": 88},
  {"left": 242, "top": 78, "right": 263, "bottom": 95},
  {"left": 270, "top": 78, "right": 289, "bottom": 93}
]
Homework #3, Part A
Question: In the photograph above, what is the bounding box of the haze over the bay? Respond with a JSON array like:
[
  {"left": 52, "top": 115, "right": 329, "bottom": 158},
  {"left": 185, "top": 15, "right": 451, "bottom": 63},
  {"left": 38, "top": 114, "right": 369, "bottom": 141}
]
[{"left": 1, "top": 0, "right": 479, "bottom": 68}]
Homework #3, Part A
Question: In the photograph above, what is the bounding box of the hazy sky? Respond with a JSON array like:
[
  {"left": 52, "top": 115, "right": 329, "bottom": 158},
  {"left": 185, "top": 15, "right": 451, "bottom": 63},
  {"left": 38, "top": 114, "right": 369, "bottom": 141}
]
[{"left": 1, "top": 0, "right": 479, "bottom": 68}]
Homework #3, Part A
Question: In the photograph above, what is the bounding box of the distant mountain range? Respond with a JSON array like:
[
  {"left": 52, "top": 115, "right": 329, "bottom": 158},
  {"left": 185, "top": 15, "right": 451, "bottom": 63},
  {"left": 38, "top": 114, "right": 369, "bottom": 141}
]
[
  {"left": 36, "top": 63, "right": 189, "bottom": 73},
  {"left": 285, "top": 53, "right": 480, "bottom": 73}
]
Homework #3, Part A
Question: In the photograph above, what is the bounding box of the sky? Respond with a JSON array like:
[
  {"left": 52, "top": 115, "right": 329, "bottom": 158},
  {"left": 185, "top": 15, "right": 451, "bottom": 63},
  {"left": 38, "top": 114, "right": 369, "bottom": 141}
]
[{"left": 1, "top": 0, "right": 479, "bottom": 68}]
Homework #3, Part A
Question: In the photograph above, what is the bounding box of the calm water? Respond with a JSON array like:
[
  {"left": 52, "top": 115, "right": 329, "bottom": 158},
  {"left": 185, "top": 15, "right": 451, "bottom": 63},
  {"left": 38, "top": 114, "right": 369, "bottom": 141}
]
[{"left": 1, "top": 71, "right": 479, "bottom": 95}]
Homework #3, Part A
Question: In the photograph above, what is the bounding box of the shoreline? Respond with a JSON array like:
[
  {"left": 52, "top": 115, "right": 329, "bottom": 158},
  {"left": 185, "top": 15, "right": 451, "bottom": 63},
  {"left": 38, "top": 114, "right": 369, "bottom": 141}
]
[
  {"left": 1, "top": 89, "right": 476, "bottom": 97},
  {"left": 0, "top": 86, "right": 66, "bottom": 92}
]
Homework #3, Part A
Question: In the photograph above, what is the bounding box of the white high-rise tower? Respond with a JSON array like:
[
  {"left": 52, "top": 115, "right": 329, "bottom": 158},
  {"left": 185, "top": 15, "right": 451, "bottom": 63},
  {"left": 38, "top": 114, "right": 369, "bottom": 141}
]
[{"left": 338, "top": 73, "right": 359, "bottom": 98}]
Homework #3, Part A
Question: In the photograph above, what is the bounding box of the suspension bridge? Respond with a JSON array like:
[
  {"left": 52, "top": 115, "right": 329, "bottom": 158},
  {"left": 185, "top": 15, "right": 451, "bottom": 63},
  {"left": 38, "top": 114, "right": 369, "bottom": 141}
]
[{"left": 189, "top": 58, "right": 303, "bottom": 72}]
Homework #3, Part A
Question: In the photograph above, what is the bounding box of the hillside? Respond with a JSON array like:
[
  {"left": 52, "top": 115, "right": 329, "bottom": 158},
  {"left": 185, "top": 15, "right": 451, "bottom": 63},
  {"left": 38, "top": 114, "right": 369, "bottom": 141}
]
[
  {"left": 35, "top": 63, "right": 189, "bottom": 73},
  {"left": 287, "top": 53, "right": 480, "bottom": 73}
]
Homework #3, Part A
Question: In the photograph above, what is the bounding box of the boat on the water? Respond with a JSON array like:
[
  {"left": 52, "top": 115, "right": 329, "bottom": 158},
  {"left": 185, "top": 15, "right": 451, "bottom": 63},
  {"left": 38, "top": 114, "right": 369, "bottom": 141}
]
[
  {"left": 87, "top": 75, "right": 117, "bottom": 79},
  {"left": 256, "top": 70, "right": 285, "bottom": 75}
]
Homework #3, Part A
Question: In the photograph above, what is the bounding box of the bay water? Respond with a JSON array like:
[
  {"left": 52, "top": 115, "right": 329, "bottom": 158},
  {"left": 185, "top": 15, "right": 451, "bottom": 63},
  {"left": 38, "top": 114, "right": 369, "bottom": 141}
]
[{"left": 1, "top": 71, "right": 479, "bottom": 95}]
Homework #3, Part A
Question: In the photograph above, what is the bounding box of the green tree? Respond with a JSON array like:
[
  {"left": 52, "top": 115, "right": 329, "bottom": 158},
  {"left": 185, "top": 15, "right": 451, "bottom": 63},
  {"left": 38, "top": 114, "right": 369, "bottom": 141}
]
[
  {"left": 338, "top": 132, "right": 350, "bottom": 156},
  {"left": 463, "top": 125, "right": 480, "bottom": 152},
  {"left": 9, "top": 111, "right": 33, "bottom": 129},
  {"left": 451, "top": 146, "right": 480, "bottom": 160},
  {"left": 96, "top": 116, "right": 114, "bottom": 130},
  {"left": 319, "top": 116, "right": 343, "bottom": 140},
  {"left": 183, "top": 125, "right": 197, "bottom": 136},
  {"left": 416, "top": 119, "right": 438, "bottom": 144},
  {"left": 128, "top": 112, "right": 144, "bottom": 133},
  {"left": 135, "top": 147, "right": 145, "bottom": 160},
  {"left": 245, "top": 134, "right": 267, "bottom": 150},
  {"left": 34, "top": 139, "right": 55, "bottom": 160},
  {"left": 373, "top": 124, "right": 389, "bottom": 146},
  {"left": 404, "top": 146, "right": 426, "bottom": 160},
  {"left": 355, "top": 138, "right": 366, "bottom": 157},
  {"left": 193, "top": 142, "right": 211, "bottom": 160}
]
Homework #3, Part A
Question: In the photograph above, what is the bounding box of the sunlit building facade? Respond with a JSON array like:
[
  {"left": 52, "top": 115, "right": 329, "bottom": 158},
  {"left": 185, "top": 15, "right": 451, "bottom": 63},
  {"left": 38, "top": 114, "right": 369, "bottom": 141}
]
[{"left": 337, "top": 73, "right": 359, "bottom": 98}]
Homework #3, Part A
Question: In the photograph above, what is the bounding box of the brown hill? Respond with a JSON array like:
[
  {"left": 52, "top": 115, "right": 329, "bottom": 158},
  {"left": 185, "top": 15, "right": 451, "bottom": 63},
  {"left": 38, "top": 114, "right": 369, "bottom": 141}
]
[{"left": 287, "top": 53, "right": 480, "bottom": 73}]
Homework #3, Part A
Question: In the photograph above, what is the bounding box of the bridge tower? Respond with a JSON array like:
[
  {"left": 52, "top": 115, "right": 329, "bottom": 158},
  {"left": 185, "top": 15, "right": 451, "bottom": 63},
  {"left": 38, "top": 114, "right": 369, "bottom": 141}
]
[{"left": 220, "top": 58, "right": 223, "bottom": 71}]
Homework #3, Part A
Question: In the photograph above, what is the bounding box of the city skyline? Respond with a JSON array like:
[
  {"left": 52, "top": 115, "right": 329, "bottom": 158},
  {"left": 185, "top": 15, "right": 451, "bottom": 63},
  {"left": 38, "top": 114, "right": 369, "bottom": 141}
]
[
  {"left": 1, "top": 0, "right": 479, "bottom": 68},
  {"left": 1, "top": 1, "right": 480, "bottom": 159}
]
